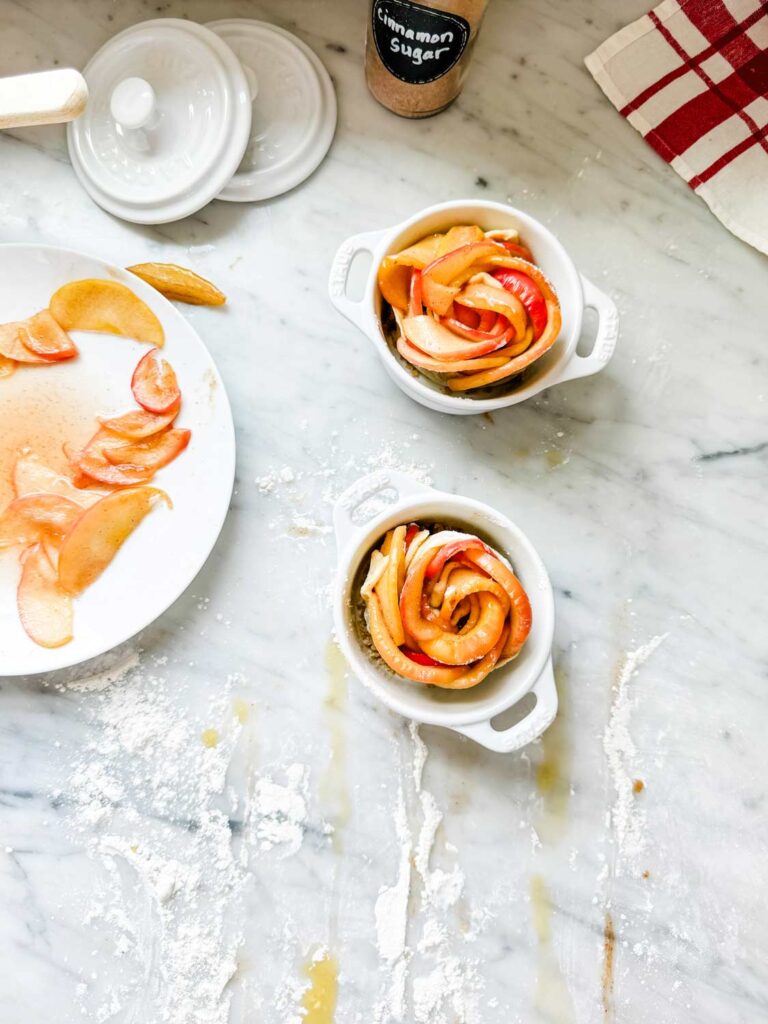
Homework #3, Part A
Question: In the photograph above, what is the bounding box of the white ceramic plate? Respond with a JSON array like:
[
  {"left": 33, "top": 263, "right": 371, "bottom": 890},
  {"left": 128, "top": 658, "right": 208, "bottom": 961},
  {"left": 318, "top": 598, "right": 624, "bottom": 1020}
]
[{"left": 0, "top": 245, "right": 235, "bottom": 676}]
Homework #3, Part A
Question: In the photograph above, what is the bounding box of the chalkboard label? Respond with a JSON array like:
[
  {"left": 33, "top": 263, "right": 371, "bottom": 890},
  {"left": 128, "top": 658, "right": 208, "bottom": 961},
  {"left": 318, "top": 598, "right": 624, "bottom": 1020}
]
[{"left": 372, "top": 0, "right": 470, "bottom": 85}]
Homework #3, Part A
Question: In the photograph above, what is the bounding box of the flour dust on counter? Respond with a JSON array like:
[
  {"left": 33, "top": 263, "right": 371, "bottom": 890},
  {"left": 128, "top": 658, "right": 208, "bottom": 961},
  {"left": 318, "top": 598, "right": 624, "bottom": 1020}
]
[
  {"left": 603, "top": 631, "right": 669, "bottom": 875},
  {"left": 50, "top": 651, "right": 328, "bottom": 1023},
  {"left": 372, "top": 722, "right": 490, "bottom": 1024}
]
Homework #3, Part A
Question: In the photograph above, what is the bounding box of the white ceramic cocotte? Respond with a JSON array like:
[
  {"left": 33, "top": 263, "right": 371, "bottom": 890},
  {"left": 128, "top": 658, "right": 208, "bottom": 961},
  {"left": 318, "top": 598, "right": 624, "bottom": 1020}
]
[
  {"left": 329, "top": 199, "right": 619, "bottom": 415},
  {"left": 333, "top": 470, "right": 557, "bottom": 752}
]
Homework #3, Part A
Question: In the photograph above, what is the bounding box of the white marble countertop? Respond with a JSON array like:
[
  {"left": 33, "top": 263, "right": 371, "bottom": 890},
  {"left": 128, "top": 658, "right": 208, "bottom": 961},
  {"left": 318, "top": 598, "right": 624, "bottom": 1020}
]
[{"left": 1, "top": 1, "right": 766, "bottom": 1022}]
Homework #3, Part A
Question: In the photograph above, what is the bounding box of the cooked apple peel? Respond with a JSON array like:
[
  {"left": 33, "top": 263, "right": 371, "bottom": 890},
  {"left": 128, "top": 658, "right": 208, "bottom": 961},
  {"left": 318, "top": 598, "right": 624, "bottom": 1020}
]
[
  {"left": 361, "top": 524, "right": 532, "bottom": 689},
  {"left": 378, "top": 225, "right": 562, "bottom": 391}
]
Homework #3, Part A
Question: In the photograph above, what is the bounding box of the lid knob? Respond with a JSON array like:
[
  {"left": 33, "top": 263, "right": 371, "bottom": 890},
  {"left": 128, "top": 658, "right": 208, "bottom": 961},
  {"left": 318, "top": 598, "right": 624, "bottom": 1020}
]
[{"left": 110, "top": 77, "right": 157, "bottom": 131}]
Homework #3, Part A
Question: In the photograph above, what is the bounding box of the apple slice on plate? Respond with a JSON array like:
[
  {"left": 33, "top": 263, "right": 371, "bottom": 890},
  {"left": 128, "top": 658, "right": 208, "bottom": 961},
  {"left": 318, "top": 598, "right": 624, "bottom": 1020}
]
[
  {"left": 65, "top": 434, "right": 157, "bottom": 488},
  {"left": 99, "top": 400, "right": 180, "bottom": 440},
  {"left": 49, "top": 279, "right": 165, "bottom": 348},
  {"left": 103, "top": 428, "right": 191, "bottom": 472},
  {"left": 0, "top": 494, "right": 82, "bottom": 550},
  {"left": 20, "top": 310, "right": 78, "bottom": 360},
  {"left": 58, "top": 487, "right": 171, "bottom": 596},
  {"left": 13, "top": 457, "right": 107, "bottom": 507},
  {"left": 131, "top": 349, "right": 180, "bottom": 413},
  {"left": 18, "top": 544, "right": 73, "bottom": 648}
]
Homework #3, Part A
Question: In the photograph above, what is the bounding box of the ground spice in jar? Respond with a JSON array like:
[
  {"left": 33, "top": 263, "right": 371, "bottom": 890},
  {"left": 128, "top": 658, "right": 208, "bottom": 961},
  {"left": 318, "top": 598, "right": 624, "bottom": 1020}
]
[{"left": 366, "top": 0, "right": 489, "bottom": 118}]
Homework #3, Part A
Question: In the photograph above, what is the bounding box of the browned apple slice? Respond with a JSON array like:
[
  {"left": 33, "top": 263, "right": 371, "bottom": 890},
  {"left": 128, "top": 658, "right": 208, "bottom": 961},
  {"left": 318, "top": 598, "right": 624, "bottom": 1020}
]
[
  {"left": 131, "top": 349, "right": 180, "bottom": 413},
  {"left": 20, "top": 310, "right": 78, "bottom": 360},
  {"left": 58, "top": 486, "right": 171, "bottom": 596},
  {"left": 18, "top": 544, "right": 73, "bottom": 648},
  {"left": 103, "top": 428, "right": 191, "bottom": 471},
  {"left": 0, "top": 320, "right": 55, "bottom": 363},
  {"left": 436, "top": 224, "right": 485, "bottom": 256},
  {"left": 98, "top": 400, "right": 180, "bottom": 440},
  {"left": 421, "top": 241, "right": 504, "bottom": 316},
  {"left": 65, "top": 433, "right": 157, "bottom": 488},
  {"left": 13, "top": 457, "right": 107, "bottom": 507},
  {"left": 126, "top": 263, "right": 226, "bottom": 306},
  {"left": 49, "top": 279, "right": 165, "bottom": 348},
  {"left": 0, "top": 494, "right": 82, "bottom": 550}
]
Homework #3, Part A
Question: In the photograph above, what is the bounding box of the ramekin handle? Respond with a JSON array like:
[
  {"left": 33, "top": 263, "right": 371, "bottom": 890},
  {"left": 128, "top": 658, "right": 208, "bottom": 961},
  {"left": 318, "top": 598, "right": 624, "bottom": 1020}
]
[
  {"left": 557, "top": 275, "right": 619, "bottom": 382},
  {"left": 452, "top": 657, "right": 558, "bottom": 753},
  {"left": 328, "top": 228, "right": 387, "bottom": 332},
  {"left": 333, "top": 470, "right": 435, "bottom": 548}
]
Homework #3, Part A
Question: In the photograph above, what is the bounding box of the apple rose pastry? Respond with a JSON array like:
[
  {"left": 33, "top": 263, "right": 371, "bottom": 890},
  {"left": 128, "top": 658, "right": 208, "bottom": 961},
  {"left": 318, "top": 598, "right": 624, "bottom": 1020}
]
[
  {"left": 360, "top": 523, "right": 532, "bottom": 689},
  {"left": 377, "top": 225, "right": 562, "bottom": 392}
]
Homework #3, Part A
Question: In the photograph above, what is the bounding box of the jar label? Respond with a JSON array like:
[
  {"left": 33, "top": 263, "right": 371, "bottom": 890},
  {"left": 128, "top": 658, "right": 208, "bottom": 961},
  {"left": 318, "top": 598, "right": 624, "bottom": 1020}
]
[{"left": 372, "top": 0, "right": 470, "bottom": 85}]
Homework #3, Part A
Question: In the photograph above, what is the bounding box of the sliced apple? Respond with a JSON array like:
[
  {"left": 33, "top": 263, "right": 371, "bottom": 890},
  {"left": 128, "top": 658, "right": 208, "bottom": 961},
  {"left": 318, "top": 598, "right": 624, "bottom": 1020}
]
[
  {"left": 377, "top": 234, "right": 444, "bottom": 312},
  {"left": 49, "top": 279, "right": 164, "bottom": 348},
  {"left": 20, "top": 310, "right": 78, "bottom": 360},
  {"left": 373, "top": 524, "right": 406, "bottom": 647},
  {"left": 462, "top": 549, "right": 532, "bottom": 659},
  {"left": 457, "top": 277, "right": 528, "bottom": 337},
  {"left": 365, "top": 591, "right": 465, "bottom": 687},
  {"left": 396, "top": 336, "right": 509, "bottom": 374},
  {"left": 0, "top": 494, "right": 81, "bottom": 550},
  {"left": 103, "top": 428, "right": 191, "bottom": 472},
  {"left": 66, "top": 434, "right": 156, "bottom": 488},
  {"left": 421, "top": 241, "right": 504, "bottom": 316},
  {"left": 377, "top": 259, "right": 411, "bottom": 311},
  {"left": 404, "top": 315, "right": 507, "bottom": 361},
  {"left": 98, "top": 399, "right": 180, "bottom": 440},
  {"left": 58, "top": 486, "right": 171, "bottom": 596},
  {"left": 0, "top": 319, "right": 55, "bottom": 363},
  {"left": 447, "top": 259, "right": 562, "bottom": 391},
  {"left": 131, "top": 349, "right": 180, "bottom": 414},
  {"left": 424, "top": 538, "right": 493, "bottom": 580},
  {"left": 18, "top": 544, "right": 73, "bottom": 648},
  {"left": 0, "top": 353, "right": 16, "bottom": 378},
  {"left": 13, "top": 456, "right": 107, "bottom": 507},
  {"left": 436, "top": 224, "right": 485, "bottom": 256},
  {"left": 126, "top": 263, "right": 226, "bottom": 306}
]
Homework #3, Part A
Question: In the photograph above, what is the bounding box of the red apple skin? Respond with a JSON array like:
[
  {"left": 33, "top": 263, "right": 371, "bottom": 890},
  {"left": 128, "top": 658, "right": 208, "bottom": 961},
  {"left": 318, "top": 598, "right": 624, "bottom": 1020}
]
[
  {"left": 131, "top": 349, "right": 181, "bottom": 414},
  {"left": 400, "top": 647, "right": 449, "bottom": 668},
  {"left": 424, "top": 539, "right": 493, "bottom": 580},
  {"left": 491, "top": 269, "right": 548, "bottom": 339}
]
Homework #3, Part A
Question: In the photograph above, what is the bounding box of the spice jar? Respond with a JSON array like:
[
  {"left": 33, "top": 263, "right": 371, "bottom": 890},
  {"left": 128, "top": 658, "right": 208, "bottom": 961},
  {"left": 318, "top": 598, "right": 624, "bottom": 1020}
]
[{"left": 365, "top": 0, "right": 489, "bottom": 118}]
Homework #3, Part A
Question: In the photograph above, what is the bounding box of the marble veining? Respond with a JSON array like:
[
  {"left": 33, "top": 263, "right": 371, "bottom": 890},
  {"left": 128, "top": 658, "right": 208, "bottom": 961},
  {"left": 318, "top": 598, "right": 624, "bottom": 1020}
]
[{"left": 0, "top": 1, "right": 766, "bottom": 1023}]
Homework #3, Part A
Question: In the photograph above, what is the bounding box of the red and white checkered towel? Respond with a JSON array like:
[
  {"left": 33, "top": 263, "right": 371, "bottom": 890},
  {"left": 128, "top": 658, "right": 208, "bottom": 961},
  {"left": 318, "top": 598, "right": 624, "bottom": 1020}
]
[{"left": 586, "top": 0, "right": 768, "bottom": 255}]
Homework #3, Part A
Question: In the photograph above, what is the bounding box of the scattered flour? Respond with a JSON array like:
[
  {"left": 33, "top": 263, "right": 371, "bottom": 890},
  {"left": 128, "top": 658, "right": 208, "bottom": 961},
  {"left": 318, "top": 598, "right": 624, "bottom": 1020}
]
[
  {"left": 57, "top": 655, "right": 318, "bottom": 1023},
  {"left": 604, "top": 633, "right": 669, "bottom": 873},
  {"left": 251, "top": 764, "right": 310, "bottom": 856},
  {"left": 373, "top": 722, "right": 483, "bottom": 1024}
]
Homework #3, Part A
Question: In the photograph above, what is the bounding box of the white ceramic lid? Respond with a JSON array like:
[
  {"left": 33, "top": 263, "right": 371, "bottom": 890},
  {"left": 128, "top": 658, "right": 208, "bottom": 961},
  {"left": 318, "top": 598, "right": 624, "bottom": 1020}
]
[
  {"left": 67, "top": 19, "right": 252, "bottom": 224},
  {"left": 206, "top": 19, "right": 337, "bottom": 202}
]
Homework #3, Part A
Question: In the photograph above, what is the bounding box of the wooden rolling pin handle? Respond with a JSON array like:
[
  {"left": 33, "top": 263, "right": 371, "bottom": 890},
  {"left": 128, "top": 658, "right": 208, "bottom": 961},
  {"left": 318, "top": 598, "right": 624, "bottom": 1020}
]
[{"left": 0, "top": 68, "right": 88, "bottom": 129}]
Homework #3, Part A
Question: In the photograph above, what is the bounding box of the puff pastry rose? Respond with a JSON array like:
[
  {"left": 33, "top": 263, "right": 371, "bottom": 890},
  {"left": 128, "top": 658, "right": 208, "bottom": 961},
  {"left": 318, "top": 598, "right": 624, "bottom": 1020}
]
[
  {"left": 361, "top": 523, "right": 532, "bottom": 689},
  {"left": 377, "top": 225, "right": 561, "bottom": 391}
]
